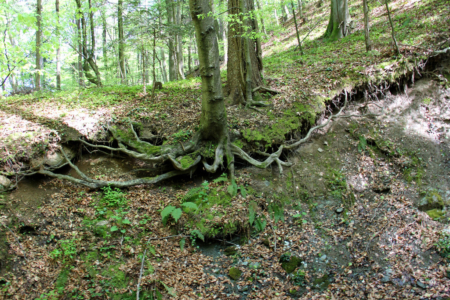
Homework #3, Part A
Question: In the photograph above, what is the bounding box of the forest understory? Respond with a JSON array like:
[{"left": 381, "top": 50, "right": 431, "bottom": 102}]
[{"left": 1, "top": 0, "right": 450, "bottom": 299}]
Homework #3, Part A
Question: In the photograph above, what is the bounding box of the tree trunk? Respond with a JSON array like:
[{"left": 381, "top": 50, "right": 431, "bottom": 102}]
[
  {"left": 385, "top": 0, "right": 399, "bottom": 55},
  {"left": 35, "top": 0, "right": 42, "bottom": 91},
  {"left": 160, "top": 48, "right": 168, "bottom": 83},
  {"left": 227, "top": 0, "right": 263, "bottom": 105},
  {"left": 363, "top": 0, "right": 371, "bottom": 52},
  {"left": 102, "top": 10, "right": 108, "bottom": 71},
  {"left": 56, "top": 0, "right": 61, "bottom": 90},
  {"left": 189, "top": 0, "right": 227, "bottom": 141},
  {"left": 188, "top": 43, "right": 192, "bottom": 73},
  {"left": 323, "top": 0, "right": 350, "bottom": 40},
  {"left": 76, "top": 18, "right": 84, "bottom": 87},
  {"left": 176, "top": 1, "right": 185, "bottom": 80},
  {"left": 291, "top": 1, "right": 303, "bottom": 55},
  {"left": 281, "top": 4, "right": 289, "bottom": 23},
  {"left": 118, "top": 0, "right": 126, "bottom": 84},
  {"left": 255, "top": 0, "right": 266, "bottom": 35},
  {"left": 166, "top": 0, "right": 177, "bottom": 81}
]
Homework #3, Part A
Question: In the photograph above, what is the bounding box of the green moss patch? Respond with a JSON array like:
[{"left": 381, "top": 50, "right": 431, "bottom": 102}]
[{"left": 228, "top": 267, "right": 242, "bottom": 280}]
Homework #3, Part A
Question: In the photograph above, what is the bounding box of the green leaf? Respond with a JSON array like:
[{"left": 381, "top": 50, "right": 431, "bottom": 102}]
[
  {"left": 191, "top": 229, "right": 205, "bottom": 241},
  {"left": 213, "top": 173, "right": 228, "bottom": 183},
  {"left": 227, "top": 180, "right": 238, "bottom": 196},
  {"left": 179, "top": 238, "right": 186, "bottom": 251},
  {"left": 122, "top": 219, "right": 131, "bottom": 225},
  {"left": 160, "top": 281, "right": 177, "bottom": 297},
  {"left": 240, "top": 186, "right": 247, "bottom": 198},
  {"left": 110, "top": 226, "right": 118, "bottom": 232},
  {"left": 161, "top": 205, "right": 176, "bottom": 223},
  {"left": 148, "top": 245, "right": 156, "bottom": 256},
  {"left": 171, "top": 208, "right": 182, "bottom": 223},
  {"left": 181, "top": 202, "right": 198, "bottom": 211},
  {"left": 249, "top": 206, "right": 255, "bottom": 225}
]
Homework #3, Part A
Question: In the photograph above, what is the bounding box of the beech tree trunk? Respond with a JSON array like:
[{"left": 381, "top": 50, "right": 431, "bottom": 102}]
[
  {"left": 324, "top": 0, "right": 350, "bottom": 40},
  {"left": 166, "top": 0, "right": 177, "bottom": 81},
  {"left": 363, "top": 0, "right": 371, "bottom": 51},
  {"left": 176, "top": 1, "right": 185, "bottom": 80},
  {"left": 227, "top": 0, "right": 263, "bottom": 105},
  {"left": 118, "top": 0, "right": 126, "bottom": 84},
  {"left": 35, "top": 0, "right": 42, "bottom": 91},
  {"left": 56, "top": 0, "right": 61, "bottom": 90},
  {"left": 189, "top": 0, "right": 227, "bottom": 141},
  {"left": 102, "top": 10, "right": 108, "bottom": 71},
  {"left": 76, "top": 18, "right": 84, "bottom": 87}
]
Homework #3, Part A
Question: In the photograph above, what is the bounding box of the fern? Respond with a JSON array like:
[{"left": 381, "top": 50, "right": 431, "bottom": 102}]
[
  {"left": 182, "top": 187, "right": 203, "bottom": 202},
  {"left": 181, "top": 202, "right": 198, "bottom": 210}
]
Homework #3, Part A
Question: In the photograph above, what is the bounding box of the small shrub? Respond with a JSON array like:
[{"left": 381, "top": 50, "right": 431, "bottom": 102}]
[
  {"left": 101, "top": 186, "right": 127, "bottom": 207},
  {"left": 436, "top": 233, "right": 450, "bottom": 259}
]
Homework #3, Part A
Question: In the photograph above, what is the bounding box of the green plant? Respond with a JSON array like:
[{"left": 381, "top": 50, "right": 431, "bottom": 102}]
[
  {"left": 435, "top": 232, "right": 450, "bottom": 259},
  {"left": 50, "top": 238, "right": 77, "bottom": 264},
  {"left": 292, "top": 269, "right": 306, "bottom": 286},
  {"left": 358, "top": 136, "right": 367, "bottom": 152},
  {"left": 161, "top": 202, "right": 198, "bottom": 225},
  {"left": 101, "top": 186, "right": 127, "bottom": 207}
]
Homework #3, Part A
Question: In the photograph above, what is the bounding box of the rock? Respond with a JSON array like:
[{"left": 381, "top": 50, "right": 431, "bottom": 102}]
[
  {"left": 312, "top": 274, "right": 330, "bottom": 290},
  {"left": 228, "top": 267, "right": 242, "bottom": 280},
  {"left": 241, "top": 261, "right": 249, "bottom": 266},
  {"left": 0, "top": 175, "right": 11, "bottom": 190},
  {"left": 335, "top": 207, "right": 344, "bottom": 214},
  {"left": 224, "top": 246, "right": 238, "bottom": 256},
  {"left": 426, "top": 209, "right": 444, "bottom": 220},
  {"left": 416, "top": 281, "right": 427, "bottom": 289},
  {"left": 419, "top": 191, "right": 444, "bottom": 211},
  {"left": 320, "top": 255, "right": 327, "bottom": 261},
  {"left": 318, "top": 148, "right": 324, "bottom": 153},
  {"left": 280, "top": 254, "right": 302, "bottom": 274},
  {"left": 324, "top": 141, "right": 328, "bottom": 146},
  {"left": 31, "top": 146, "right": 76, "bottom": 169},
  {"left": 262, "top": 238, "right": 270, "bottom": 248}
]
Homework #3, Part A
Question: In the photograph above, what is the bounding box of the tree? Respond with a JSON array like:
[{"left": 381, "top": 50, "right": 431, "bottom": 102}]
[
  {"left": 56, "top": 0, "right": 61, "bottom": 90},
  {"left": 118, "top": 0, "right": 126, "bottom": 84},
  {"left": 323, "top": 0, "right": 350, "bottom": 40},
  {"left": 35, "top": 0, "right": 42, "bottom": 91},
  {"left": 227, "top": 0, "right": 264, "bottom": 106},
  {"left": 363, "top": 0, "right": 371, "bottom": 52}
]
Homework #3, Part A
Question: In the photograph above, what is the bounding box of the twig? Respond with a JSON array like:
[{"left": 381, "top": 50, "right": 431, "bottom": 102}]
[{"left": 252, "top": 86, "right": 281, "bottom": 94}]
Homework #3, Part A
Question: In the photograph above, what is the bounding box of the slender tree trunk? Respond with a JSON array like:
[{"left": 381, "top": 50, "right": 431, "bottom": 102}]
[
  {"left": 291, "top": 1, "right": 303, "bottom": 54},
  {"left": 273, "top": 8, "right": 279, "bottom": 26},
  {"left": 151, "top": 28, "right": 157, "bottom": 99},
  {"left": 188, "top": 43, "right": 192, "bottom": 73},
  {"left": 298, "top": 0, "right": 302, "bottom": 18},
  {"left": 189, "top": 0, "right": 227, "bottom": 141},
  {"left": 385, "top": 0, "right": 399, "bottom": 55},
  {"left": 102, "top": 10, "right": 108, "bottom": 71},
  {"left": 56, "top": 0, "right": 61, "bottom": 90},
  {"left": 76, "top": 18, "right": 84, "bottom": 87},
  {"left": 176, "top": 1, "right": 185, "bottom": 79},
  {"left": 324, "top": 0, "right": 350, "bottom": 40},
  {"left": 35, "top": 0, "right": 42, "bottom": 91},
  {"left": 142, "top": 49, "right": 146, "bottom": 94},
  {"left": 363, "top": 0, "right": 371, "bottom": 52},
  {"left": 118, "top": 0, "right": 126, "bottom": 84},
  {"left": 166, "top": 0, "right": 177, "bottom": 81},
  {"left": 281, "top": 4, "right": 289, "bottom": 23},
  {"left": 160, "top": 48, "right": 168, "bottom": 83},
  {"left": 227, "top": 0, "right": 263, "bottom": 105},
  {"left": 255, "top": 0, "right": 266, "bottom": 35}
]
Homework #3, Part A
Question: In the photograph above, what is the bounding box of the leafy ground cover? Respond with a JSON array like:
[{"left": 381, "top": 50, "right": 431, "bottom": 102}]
[{"left": 1, "top": 0, "right": 450, "bottom": 298}]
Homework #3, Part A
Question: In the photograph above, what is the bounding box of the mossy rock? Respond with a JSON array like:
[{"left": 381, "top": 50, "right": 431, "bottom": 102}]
[
  {"left": 224, "top": 246, "right": 238, "bottom": 256},
  {"left": 312, "top": 273, "right": 330, "bottom": 290},
  {"left": 419, "top": 191, "right": 444, "bottom": 211},
  {"left": 426, "top": 209, "right": 444, "bottom": 220},
  {"left": 280, "top": 255, "right": 302, "bottom": 274},
  {"left": 228, "top": 267, "right": 242, "bottom": 280},
  {"left": 262, "top": 238, "right": 270, "bottom": 248}
]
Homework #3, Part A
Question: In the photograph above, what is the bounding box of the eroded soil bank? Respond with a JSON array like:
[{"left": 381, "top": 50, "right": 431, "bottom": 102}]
[{"left": 0, "top": 55, "right": 450, "bottom": 299}]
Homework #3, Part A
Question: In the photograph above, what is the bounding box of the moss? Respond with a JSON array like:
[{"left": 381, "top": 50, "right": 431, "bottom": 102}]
[
  {"left": 228, "top": 267, "right": 242, "bottom": 280},
  {"left": 177, "top": 154, "right": 196, "bottom": 168},
  {"left": 102, "top": 265, "right": 129, "bottom": 290},
  {"left": 312, "top": 273, "right": 330, "bottom": 290},
  {"left": 280, "top": 255, "right": 302, "bottom": 274},
  {"left": 426, "top": 209, "right": 444, "bottom": 220},
  {"left": 55, "top": 268, "right": 70, "bottom": 292},
  {"left": 224, "top": 246, "right": 237, "bottom": 256},
  {"left": 111, "top": 126, "right": 161, "bottom": 156}
]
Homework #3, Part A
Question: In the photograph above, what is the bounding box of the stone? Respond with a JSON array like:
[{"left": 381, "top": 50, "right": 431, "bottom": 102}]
[
  {"left": 228, "top": 267, "right": 242, "bottom": 280},
  {"left": 335, "top": 207, "right": 344, "bottom": 214},
  {"left": 416, "top": 281, "right": 427, "bottom": 289},
  {"left": 0, "top": 175, "right": 11, "bottom": 190},
  {"left": 320, "top": 255, "right": 327, "bottom": 261},
  {"left": 318, "top": 148, "right": 324, "bottom": 153},
  {"left": 312, "top": 274, "right": 330, "bottom": 290},
  {"left": 31, "top": 146, "right": 76, "bottom": 169},
  {"left": 249, "top": 262, "right": 261, "bottom": 269},
  {"left": 281, "top": 255, "right": 302, "bottom": 274},
  {"left": 224, "top": 246, "right": 237, "bottom": 256},
  {"left": 419, "top": 191, "right": 444, "bottom": 211}
]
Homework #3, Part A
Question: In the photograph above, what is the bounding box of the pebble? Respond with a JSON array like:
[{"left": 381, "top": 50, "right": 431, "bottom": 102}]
[
  {"left": 318, "top": 148, "right": 324, "bottom": 153},
  {"left": 416, "top": 281, "right": 427, "bottom": 289},
  {"left": 324, "top": 141, "right": 328, "bottom": 146},
  {"left": 320, "top": 255, "right": 327, "bottom": 261},
  {"left": 336, "top": 207, "right": 344, "bottom": 214}
]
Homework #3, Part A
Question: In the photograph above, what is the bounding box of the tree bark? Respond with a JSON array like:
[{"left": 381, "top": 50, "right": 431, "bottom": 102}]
[
  {"left": 76, "top": 18, "right": 84, "bottom": 87},
  {"left": 323, "top": 0, "right": 350, "bottom": 40},
  {"left": 363, "top": 0, "right": 371, "bottom": 52},
  {"left": 160, "top": 48, "right": 168, "bottom": 83},
  {"left": 102, "top": 10, "right": 108, "bottom": 71},
  {"left": 189, "top": 0, "right": 227, "bottom": 141},
  {"left": 166, "top": 0, "right": 177, "bottom": 81},
  {"left": 291, "top": 1, "right": 303, "bottom": 55},
  {"left": 385, "top": 0, "right": 399, "bottom": 55},
  {"left": 255, "top": 0, "right": 266, "bottom": 35},
  {"left": 35, "top": 0, "right": 42, "bottom": 91},
  {"left": 176, "top": 1, "right": 185, "bottom": 80},
  {"left": 227, "top": 0, "right": 263, "bottom": 105},
  {"left": 56, "top": 0, "right": 61, "bottom": 90},
  {"left": 118, "top": 0, "right": 126, "bottom": 84}
]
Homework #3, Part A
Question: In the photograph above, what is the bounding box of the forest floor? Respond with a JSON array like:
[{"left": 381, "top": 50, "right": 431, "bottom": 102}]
[{"left": 1, "top": 0, "right": 450, "bottom": 299}]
